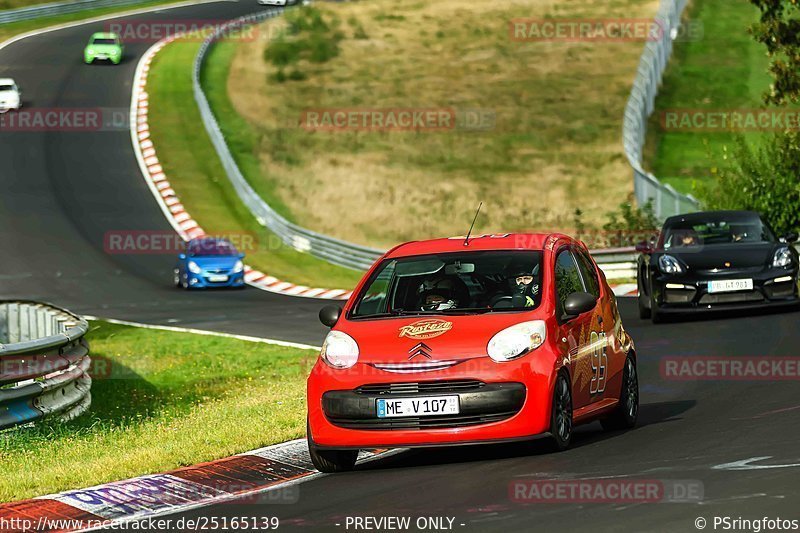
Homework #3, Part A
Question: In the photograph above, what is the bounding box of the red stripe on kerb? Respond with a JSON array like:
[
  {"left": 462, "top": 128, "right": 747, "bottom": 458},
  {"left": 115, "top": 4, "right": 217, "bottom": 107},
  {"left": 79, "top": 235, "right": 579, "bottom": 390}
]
[
  {"left": 169, "top": 455, "right": 311, "bottom": 495},
  {"left": 0, "top": 499, "right": 104, "bottom": 532}
]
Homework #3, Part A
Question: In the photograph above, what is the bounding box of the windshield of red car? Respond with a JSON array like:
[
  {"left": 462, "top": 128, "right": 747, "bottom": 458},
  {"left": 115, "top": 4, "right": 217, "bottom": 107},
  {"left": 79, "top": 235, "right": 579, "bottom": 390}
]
[
  {"left": 662, "top": 214, "right": 775, "bottom": 249},
  {"left": 350, "top": 251, "right": 543, "bottom": 319}
]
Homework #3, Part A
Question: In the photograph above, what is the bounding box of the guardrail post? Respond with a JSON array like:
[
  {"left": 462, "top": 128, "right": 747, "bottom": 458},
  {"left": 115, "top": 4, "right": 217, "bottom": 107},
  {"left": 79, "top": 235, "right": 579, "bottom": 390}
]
[
  {"left": 8, "top": 302, "right": 20, "bottom": 344},
  {"left": 0, "top": 303, "right": 7, "bottom": 344}
]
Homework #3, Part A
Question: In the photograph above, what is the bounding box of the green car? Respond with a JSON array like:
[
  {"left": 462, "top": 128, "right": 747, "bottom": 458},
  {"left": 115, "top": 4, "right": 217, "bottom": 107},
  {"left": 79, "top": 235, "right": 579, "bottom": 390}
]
[{"left": 84, "top": 32, "right": 123, "bottom": 65}]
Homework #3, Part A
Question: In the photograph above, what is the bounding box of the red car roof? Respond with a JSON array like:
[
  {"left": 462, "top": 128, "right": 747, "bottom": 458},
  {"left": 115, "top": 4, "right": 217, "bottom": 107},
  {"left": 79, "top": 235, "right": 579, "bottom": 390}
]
[{"left": 385, "top": 233, "right": 572, "bottom": 259}]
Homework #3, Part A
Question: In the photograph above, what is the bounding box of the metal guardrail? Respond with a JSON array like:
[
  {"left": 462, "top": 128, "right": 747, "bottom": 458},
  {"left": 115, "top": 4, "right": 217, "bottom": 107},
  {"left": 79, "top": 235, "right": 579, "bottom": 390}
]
[
  {"left": 0, "top": 301, "right": 91, "bottom": 431},
  {"left": 192, "top": 8, "right": 384, "bottom": 271},
  {"left": 623, "top": 0, "right": 701, "bottom": 220},
  {"left": 0, "top": 0, "right": 151, "bottom": 25},
  {"left": 590, "top": 247, "right": 637, "bottom": 280}
]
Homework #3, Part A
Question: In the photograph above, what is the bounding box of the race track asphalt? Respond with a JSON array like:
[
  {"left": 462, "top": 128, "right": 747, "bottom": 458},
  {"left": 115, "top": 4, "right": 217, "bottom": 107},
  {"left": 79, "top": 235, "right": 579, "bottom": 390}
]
[
  {"left": 2, "top": 3, "right": 800, "bottom": 531},
  {"left": 0, "top": 1, "right": 329, "bottom": 346},
  {"left": 160, "top": 299, "right": 800, "bottom": 532}
]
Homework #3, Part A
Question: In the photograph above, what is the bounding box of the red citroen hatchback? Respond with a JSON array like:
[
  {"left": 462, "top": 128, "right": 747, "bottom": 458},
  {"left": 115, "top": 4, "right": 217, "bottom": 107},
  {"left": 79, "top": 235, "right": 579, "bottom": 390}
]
[{"left": 307, "top": 233, "right": 638, "bottom": 472}]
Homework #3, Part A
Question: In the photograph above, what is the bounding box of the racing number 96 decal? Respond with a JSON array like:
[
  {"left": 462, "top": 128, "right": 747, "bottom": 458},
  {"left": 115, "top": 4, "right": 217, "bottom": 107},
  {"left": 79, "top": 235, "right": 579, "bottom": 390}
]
[{"left": 590, "top": 331, "right": 608, "bottom": 394}]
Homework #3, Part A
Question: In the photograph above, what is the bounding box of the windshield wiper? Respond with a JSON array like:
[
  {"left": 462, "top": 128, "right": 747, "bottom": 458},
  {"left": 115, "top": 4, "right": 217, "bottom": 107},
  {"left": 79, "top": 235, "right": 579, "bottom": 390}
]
[
  {"left": 353, "top": 307, "right": 501, "bottom": 320},
  {"left": 437, "top": 307, "right": 494, "bottom": 315},
  {"left": 350, "top": 310, "right": 439, "bottom": 319}
]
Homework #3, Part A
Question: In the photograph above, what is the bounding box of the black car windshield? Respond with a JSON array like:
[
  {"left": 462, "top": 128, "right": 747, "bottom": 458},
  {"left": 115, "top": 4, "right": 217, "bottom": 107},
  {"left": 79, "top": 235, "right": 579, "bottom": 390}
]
[
  {"left": 350, "top": 251, "right": 543, "bottom": 319},
  {"left": 187, "top": 239, "right": 238, "bottom": 256},
  {"left": 0, "top": 84, "right": 14, "bottom": 91},
  {"left": 92, "top": 38, "right": 117, "bottom": 45},
  {"left": 663, "top": 214, "right": 775, "bottom": 249}
]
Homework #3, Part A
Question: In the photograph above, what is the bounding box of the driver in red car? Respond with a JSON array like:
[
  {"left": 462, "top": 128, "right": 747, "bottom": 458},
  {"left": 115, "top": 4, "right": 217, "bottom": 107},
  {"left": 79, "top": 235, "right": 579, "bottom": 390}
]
[
  {"left": 417, "top": 276, "right": 467, "bottom": 311},
  {"left": 491, "top": 266, "right": 539, "bottom": 308},
  {"left": 511, "top": 268, "right": 539, "bottom": 308}
]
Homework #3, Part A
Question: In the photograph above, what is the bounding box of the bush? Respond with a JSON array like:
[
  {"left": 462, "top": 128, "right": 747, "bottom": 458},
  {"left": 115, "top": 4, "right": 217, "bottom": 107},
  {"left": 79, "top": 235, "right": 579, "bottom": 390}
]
[
  {"left": 307, "top": 34, "right": 340, "bottom": 63},
  {"left": 264, "top": 38, "right": 303, "bottom": 68},
  {"left": 601, "top": 197, "right": 660, "bottom": 248},
  {"left": 269, "top": 69, "right": 287, "bottom": 83},
  {"left": 700, "top": 132, "right": 800, "bottom": 235},
  {"left": 353, "top": 25, "right": 369, "bottom": 40},
  {"left": 287, "top": 69, "right": 307, "bottom": 81},
  {"left": 373, "top": 13, "right": 405, "bottom": 21},
  {"left": 571, "top": 196, "right": 660, "bottom": 248},
  {"left": 264, "top": 6, "right": 343, "bottom": 73}
]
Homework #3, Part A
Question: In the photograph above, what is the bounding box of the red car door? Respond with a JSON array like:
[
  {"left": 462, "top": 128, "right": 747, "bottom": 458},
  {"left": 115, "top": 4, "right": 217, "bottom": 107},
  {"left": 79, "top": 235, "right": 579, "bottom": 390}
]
[
  {"left": 553, "top": 247, "right": 598, "bottom": 410},
  {"left": 574, "top": 248, "right": 626, "bottom": 405}
]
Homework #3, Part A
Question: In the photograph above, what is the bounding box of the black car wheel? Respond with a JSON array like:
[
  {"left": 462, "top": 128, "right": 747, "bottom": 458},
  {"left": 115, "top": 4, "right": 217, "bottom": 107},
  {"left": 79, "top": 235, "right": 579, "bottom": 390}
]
[
  {"left": 601, "top": 355, "right": 639, "bottom": 431},
  {"left": 636, "top": 266, "right": 650, "bottom": 320},
  {"left": 548, "top": 372, "right": 573, "bottom": 451},
  {"left": 649, "top": 287, "right": 663, "bottom": 323},
  {"left": 637, "top": 277, "right": 651, "bottom": 319},
  {"left": 307, "top": 421, "right": 358, "bottom": 473}
]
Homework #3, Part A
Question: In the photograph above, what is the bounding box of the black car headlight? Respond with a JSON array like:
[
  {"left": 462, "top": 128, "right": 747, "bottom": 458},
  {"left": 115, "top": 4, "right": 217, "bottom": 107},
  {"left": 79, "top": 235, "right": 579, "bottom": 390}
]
[
  {"left": 658, "top": 254, "right": 684, "bottom": 274},
  {"left": 772, "top": 247, "right": 793, "bottom": 268}
]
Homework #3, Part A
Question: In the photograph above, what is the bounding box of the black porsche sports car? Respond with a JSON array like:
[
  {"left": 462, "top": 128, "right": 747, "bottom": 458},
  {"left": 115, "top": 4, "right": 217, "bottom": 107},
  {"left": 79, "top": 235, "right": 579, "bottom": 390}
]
[{"left": 637, "top": 210, "right": 799, "bottom": 322}]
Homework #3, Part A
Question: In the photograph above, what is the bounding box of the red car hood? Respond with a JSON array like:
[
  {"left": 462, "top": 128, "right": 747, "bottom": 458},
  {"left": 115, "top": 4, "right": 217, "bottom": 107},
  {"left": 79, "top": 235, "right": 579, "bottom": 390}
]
[{"left": 337, "top": 313, "right": 542, "bottom": 363}]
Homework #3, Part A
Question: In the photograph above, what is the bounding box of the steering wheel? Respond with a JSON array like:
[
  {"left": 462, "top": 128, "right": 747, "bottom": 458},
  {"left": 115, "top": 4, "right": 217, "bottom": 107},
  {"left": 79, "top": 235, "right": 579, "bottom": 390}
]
[{"left": 489, "top": 295, "right": 513, "bottom": 309}]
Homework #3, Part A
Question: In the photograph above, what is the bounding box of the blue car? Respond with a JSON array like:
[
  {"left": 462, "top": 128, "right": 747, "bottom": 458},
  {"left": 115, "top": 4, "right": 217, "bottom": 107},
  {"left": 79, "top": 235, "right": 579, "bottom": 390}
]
[{"left": 174, "top": 237, "right": 246, "bottom": 289}]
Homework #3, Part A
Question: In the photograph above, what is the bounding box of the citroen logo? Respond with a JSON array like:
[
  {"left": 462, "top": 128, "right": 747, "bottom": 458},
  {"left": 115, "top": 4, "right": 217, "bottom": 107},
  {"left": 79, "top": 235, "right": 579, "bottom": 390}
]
[{"left": 408, "top": 342, "right": 432, "bottom": 360}]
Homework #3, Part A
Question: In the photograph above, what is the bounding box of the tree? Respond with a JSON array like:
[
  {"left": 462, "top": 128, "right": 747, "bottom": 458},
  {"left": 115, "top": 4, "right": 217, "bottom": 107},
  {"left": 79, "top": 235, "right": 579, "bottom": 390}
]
[
  {"left": 749, "top": 0, "right": 800, "bottom": 105},
  {"left": 700, "top": 1, "right": 800, "bottom": 235},
  {"left": 702, "top": 134, "right": 800, "bottom": 235},
  {"left": 602, "top": 196, "right": 659, "bottom": 248}
]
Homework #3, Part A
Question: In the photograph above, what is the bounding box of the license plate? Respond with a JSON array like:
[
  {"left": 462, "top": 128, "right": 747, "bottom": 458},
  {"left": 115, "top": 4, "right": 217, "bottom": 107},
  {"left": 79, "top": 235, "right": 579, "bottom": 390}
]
[
  {"left": 376, "top": 396, "right": 459, "bottom": 418},
  {"left": 708, "top": 279, "right": 753, "bottom": 293},
  {"left": 208, "top": 274, "right": 228, "bottom": 282}
]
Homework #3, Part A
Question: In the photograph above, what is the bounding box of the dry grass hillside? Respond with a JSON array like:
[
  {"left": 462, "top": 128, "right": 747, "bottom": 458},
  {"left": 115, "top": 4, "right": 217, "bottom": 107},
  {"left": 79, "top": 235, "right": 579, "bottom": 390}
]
[{"left": 224, "top": 0, "right": 658, "bottom": 248}]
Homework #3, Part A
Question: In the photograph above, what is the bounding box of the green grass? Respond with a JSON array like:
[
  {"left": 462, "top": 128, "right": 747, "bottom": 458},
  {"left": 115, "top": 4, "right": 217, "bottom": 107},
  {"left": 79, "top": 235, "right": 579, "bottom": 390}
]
[
  {"left": 643, "top": 0, "right": 773, "bottom": 195},
  {"left": 0, "top": 321, "right": 318, "bottom": 502},
  {"left": 0, "top": 0, "right": 183, "bottom": 43},
  {"left": 146, "top": 38, "right": 364, "bottom": 289},
  {"left": 0, "top": 0, "right": 63, "bottom": 10}
]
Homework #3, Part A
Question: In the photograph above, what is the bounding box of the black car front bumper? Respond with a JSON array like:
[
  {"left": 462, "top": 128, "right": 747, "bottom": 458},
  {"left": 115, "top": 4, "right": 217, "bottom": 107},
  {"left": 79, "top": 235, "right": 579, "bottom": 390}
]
[{"left": 651, "top": 268, "right": 799, "bottom": 313}]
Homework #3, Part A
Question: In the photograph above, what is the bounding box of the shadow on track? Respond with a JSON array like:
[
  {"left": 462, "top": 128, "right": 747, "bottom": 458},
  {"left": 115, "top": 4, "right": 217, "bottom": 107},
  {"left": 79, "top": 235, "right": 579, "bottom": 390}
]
[
  {"left": 633, "top": 301, "right": 800, "bottom": 326},
  {"left": 354, "top": 400, "right": 696, "bottom": 472}
]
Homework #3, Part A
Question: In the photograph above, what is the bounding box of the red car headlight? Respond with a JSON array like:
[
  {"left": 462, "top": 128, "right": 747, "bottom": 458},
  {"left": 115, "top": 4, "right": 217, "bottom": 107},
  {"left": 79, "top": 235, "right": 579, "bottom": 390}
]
[
  {"left": 487, "top": 320, "right": 546, "bottom": 362},
  {"left": 321, "top": 330, "right": 359, "bottom": 369}
]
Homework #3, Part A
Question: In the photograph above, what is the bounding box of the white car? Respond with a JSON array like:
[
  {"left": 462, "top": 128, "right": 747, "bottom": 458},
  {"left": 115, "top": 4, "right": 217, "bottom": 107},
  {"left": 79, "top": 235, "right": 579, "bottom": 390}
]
[
  {"left": 0, "top": 78, "right": 22, "bottom": 113},
  {"left": 258, "top": 0, "right": 288, "bottom": 5}
]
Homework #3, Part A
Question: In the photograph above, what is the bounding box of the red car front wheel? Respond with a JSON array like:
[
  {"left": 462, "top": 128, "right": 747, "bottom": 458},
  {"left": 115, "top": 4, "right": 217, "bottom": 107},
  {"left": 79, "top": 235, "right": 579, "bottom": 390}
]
[
  {"left": 549, "top": 372, "right": 573, "bottom": 451},
  {"left": 307, "top": 421, "right": 358, "bottom": 473}
]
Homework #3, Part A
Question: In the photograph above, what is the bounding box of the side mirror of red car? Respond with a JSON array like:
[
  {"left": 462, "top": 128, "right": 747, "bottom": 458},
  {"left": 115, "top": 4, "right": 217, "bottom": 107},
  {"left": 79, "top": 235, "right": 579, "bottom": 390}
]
[
  {"left": 635, "top": 240, "right": 652, "bottom": 253},
  {"left": 563, "top": 292, "right": 597, "bottom": 320},
  {"left": 319, "top": 305, "right": 342, "bottom": 328}
]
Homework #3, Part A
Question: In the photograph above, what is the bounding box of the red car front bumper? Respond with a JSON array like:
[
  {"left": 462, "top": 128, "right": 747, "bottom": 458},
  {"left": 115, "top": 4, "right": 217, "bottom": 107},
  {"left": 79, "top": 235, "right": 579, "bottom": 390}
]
[{"left": 307, "top": 352, "right": 560, "bottom": 449}]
